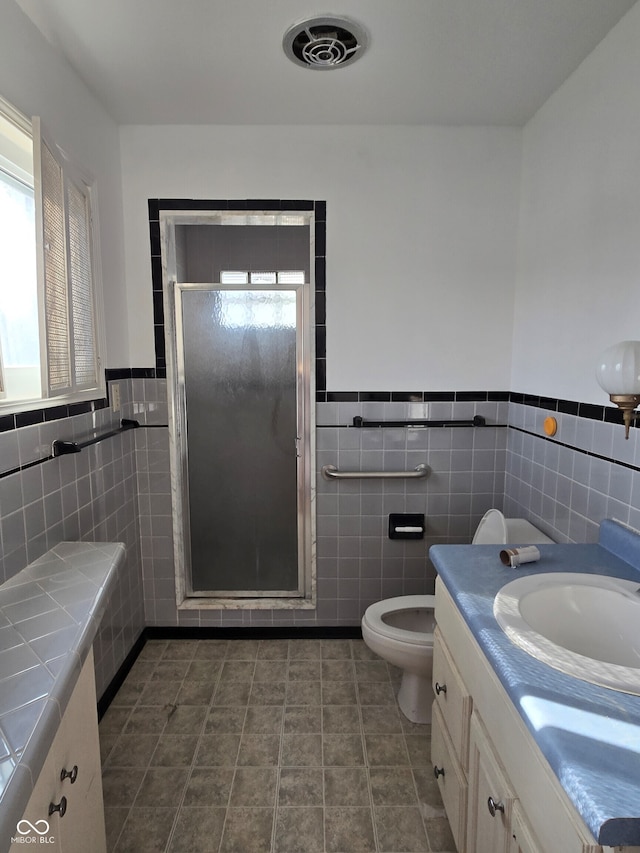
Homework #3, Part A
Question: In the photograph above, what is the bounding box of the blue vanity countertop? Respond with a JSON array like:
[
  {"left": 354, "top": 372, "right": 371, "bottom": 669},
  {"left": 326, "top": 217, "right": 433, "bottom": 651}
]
[
  {"left": 0, "top": 541, "right": 125, "bottom": 853},
  {"left": 430, "top": 519, "right": 640, "bottom": 849}
]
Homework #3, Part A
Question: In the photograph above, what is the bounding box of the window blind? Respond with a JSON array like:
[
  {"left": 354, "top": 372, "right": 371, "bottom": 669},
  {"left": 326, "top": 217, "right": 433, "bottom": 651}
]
[
  {"left": 40, "top": 136, "right": 70, "bottom": 392},
  {"left": 34, "top": 119, "right": 99, "bottom": 397},
  {"left": 67, "top": 177, "right": 97, "bottom": 387}
]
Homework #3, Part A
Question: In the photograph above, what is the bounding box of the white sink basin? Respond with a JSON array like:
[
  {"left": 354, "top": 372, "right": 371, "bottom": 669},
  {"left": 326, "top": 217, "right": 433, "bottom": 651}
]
[{"left": 493, "top": 572, "right": 640, "bottom": 694}]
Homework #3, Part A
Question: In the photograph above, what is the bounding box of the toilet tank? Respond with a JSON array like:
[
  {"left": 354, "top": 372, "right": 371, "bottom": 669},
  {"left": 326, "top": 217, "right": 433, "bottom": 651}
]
[{"left": 472, "top": 509, "right": 554, "bottom": 545}]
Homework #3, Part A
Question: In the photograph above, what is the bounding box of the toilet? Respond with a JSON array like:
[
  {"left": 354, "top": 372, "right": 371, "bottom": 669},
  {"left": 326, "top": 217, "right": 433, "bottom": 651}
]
[{"left": 361, "top": 509, "right": 553, "bottom": 724}]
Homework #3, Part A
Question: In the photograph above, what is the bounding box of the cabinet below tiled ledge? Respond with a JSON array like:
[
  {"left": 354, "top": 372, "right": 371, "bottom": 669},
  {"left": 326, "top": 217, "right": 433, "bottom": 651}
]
[
  {"left": 10, "top": 650, "right": 105, "bottom": 852},
  {"left": 0, "top": 542, "right": 125, "bottom": 853}
]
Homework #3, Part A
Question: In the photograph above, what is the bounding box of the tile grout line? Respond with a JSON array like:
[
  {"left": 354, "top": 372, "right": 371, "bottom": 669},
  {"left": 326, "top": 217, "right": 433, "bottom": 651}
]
[
  {"left": 163, "top": 640, "right": 225, "bottom": 853},
  {"left": 321, "top": 653, "right": 326, "bottom": 853},
  {"left": 271, "top": 650, "right": 286, "bottom": 853},
  {"left": 160, "top": 647, "right": 193, "bottom": 853},
  {"left": 357, "top": 655, "right": 381, "bottom": 853},
  {"left": 218, "top": 643, "right": 253, "bottom": 853}
]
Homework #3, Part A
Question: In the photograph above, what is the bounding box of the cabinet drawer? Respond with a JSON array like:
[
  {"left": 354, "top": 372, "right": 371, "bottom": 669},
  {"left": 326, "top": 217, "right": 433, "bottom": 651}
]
[
  {"left": 433, "top": 627, "right": 472, "bottom": 771},
  {"left": 432, "top": 702, "right": 468, "bottom": 853}
]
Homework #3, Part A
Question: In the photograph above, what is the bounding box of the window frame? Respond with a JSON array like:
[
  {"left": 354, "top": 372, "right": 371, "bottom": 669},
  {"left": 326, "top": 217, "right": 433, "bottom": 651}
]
[{"left": 0, "top": 100, "right": 106, "bottom": 415}]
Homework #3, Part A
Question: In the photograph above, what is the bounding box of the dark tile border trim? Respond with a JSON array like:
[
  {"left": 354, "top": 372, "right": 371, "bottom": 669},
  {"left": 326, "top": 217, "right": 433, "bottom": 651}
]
[
  {"left": 0, "top": 387, "right": 631, "bottom": 436},
  {"left": 97, "top": 629, "right": 147, "bottom": 721},
  {"left": 148, "top": 199, "right": 327, "bottom": 389},
  {"left": 144, "top": 625, "right": 362, "bottom": 641},
  {"left": 0, "top": 396, "right": 108, "bottom": 436},
  {"left": 97, "top": 625, "right": 362, "bottom": 718},
  {"left": 509, "top": 392, "right": 634, "bottom": 431},
  {"left": 0, "top": 369, "right": 147, "bottom": 437},
  {"left": 509, "top": 425, "right": 640, "bottom": 474},
  {"left": 317, "top": 390, "right": 511, "bottom": 403},
  {"left": 315, "top": 389, "right": 633, "bottom": 432},
  {"left": 105, "top": 368, "right": 159, "bottom": 380}
]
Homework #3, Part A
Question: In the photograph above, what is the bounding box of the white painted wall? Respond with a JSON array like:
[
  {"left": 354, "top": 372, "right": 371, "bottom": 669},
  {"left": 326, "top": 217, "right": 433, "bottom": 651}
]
[
  {"left": 0, "top": 0, "right": 129, "bottom": 366},
  {"left": 3, "top": 0, "right": 639, "bottom": 400},
  {"left": 119, "top": 125, "right": 522, "bottom": 390},
  {"left": 513, "top": 1, "right": 640, "bottom": 405}
]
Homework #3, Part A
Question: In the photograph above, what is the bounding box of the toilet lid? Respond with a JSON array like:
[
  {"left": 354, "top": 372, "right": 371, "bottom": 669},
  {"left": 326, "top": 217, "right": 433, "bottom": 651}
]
[
  {"left": 472, "top": 509, "right": 507, "bottom": 544},
  {"left": 362, "top": 595, "right": 435, "bottom": 647}
]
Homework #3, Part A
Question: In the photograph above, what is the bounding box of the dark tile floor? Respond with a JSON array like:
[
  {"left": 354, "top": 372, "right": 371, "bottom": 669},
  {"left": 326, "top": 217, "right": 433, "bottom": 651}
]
[{"left": 98, "top": 637, "right": 455, "bottom": 853}]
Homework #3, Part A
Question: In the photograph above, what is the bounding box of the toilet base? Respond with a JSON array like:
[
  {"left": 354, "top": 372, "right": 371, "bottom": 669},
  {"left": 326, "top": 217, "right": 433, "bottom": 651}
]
[{"left": 397, "top": 671, "right": 433, "bottom": 725}]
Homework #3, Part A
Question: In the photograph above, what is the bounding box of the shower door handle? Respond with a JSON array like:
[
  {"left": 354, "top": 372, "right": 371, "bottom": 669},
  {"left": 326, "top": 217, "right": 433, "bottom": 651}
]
[{"left": 295, "top": 436, "right": 302, "bottom": 458}]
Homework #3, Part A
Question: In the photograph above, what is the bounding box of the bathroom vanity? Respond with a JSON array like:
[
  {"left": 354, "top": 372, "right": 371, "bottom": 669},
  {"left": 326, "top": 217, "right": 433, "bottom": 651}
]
[
  {"left": 0, "top": 542, "right": 125, "bottom": 853},
  {"left": 430, "top": 520, "right": 640, "bottom": 853}
]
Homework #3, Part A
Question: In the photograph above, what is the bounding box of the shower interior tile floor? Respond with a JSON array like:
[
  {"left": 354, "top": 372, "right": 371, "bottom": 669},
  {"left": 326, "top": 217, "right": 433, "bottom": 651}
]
[{"left": 99, "top": 637, "right": 456, "bottom": 853}]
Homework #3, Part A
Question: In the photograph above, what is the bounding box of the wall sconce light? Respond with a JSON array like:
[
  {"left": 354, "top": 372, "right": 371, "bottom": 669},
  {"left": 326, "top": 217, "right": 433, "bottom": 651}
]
[{"left": 595, "top": 340, "right": 640, "bottom": 439}]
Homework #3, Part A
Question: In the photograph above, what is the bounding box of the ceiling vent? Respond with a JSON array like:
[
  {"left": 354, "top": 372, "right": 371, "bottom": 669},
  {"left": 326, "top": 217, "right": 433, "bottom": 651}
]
[{"left": 283, "top": 16, "right": 368, "bottom": 70}]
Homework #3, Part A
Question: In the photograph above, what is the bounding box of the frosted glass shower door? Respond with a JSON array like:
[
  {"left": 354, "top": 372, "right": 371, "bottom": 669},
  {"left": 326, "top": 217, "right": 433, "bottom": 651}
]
[{"left": 180, "top": 286, "right": 303, "bottom": 596}]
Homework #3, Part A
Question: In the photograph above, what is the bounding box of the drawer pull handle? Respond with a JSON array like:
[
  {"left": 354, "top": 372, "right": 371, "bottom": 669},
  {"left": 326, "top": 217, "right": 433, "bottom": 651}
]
[
  {"left": 487, "top": 796, "right": 505, "bottom": 817},
  {"left": 435, "top": 682, "right": 447, "bottom": 695},
  {"left": 49, "top": 796, "right": 67, "bottom": 818},
  {"left": 60, "top": 765, "right": 78, "bottom": 784},
  {"left": 433, "top": 765, "right": 445, "bottom": 779}
]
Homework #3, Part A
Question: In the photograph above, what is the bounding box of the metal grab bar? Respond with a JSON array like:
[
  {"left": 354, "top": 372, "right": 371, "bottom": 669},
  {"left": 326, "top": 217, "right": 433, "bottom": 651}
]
[
  {"left": 352, "top": 415, "right": 486, "bottom": 429},
  {"left": 52, "top": 419, "right": 139, "bottom": 457},
  {"left": 321, "top": 463, "right": 429, "bottom": 481}
]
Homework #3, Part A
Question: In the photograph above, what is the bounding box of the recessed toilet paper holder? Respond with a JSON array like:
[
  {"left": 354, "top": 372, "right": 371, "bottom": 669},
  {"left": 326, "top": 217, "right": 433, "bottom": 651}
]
[{"left": 389, "top": 513, "right": 425, "bottom": 540}]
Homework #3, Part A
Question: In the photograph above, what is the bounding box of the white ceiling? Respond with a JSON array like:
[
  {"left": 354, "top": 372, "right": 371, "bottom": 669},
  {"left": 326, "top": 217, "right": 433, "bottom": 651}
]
[{"left": 14, "top": 0, "right": 639, "bottom": 126}]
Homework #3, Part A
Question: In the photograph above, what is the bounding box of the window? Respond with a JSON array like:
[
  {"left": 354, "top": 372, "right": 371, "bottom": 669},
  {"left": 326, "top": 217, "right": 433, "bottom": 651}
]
[
  {"left": 0, "top": 104, "right": 38, "bottom": 401},
  {"left": 0, "top": 98, "right": 103, "bottom": 410},
  {"left": 220, "top": 270, "right": 306, "bottom": 285}
]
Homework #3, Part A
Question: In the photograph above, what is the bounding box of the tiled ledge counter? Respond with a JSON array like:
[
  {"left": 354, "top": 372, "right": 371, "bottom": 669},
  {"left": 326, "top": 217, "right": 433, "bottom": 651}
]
[{"left": 0, "top": 542, "right": 125, "bottom": 853}]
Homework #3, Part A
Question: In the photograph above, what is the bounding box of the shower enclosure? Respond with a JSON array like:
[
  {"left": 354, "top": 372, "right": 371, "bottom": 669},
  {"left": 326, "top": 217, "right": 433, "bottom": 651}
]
[{"left": 161, "top": 210, "right": 315, "bottom": 608}]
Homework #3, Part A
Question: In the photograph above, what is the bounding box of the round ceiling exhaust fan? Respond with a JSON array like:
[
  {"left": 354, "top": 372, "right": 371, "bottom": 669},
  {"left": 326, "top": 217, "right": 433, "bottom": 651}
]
[{"left": 282, "top": 15, "right": 369, "bottom": 69}]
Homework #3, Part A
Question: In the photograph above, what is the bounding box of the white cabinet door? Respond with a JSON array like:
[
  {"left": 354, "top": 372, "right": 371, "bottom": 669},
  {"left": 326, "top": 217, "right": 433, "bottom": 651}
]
[
  {"left": 432, "top": 702, "right": 468, "bottom": 853},
  {"left": 433, "top": 627, "right": 473, "bottom": 772},
  {"left": 509, "top": 803, "right": 544, "bottom": 853},
  {"left": 9, "top": 749, "right": 61, "bottom": 852},
  {"left": 467, "top": 711, "right": 515, "bottom": 853},
  {"left": 11, "top": 650, "right": 106, "bottom": 853},
  {"left": 53, "top": 651, "right": 106, "bottom": 853}
]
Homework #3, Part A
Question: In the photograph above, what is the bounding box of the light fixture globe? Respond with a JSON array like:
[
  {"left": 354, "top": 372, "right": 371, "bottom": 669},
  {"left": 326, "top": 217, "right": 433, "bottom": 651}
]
[{"left": 596, "top": 340, "right": 640, "bottom": 438}]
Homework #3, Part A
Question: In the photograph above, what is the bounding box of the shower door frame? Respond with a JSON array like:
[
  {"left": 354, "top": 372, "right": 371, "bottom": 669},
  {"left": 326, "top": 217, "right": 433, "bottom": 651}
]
[{"left": 161, "top": 210, "right": 316, "bottom": 610}]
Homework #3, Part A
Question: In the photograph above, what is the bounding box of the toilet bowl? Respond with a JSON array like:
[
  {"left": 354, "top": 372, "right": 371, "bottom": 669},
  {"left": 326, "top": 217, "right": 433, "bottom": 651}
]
[
  {"left": 361, "top": 595, "right": 436, "bottom": 725},
  {"left": 361, "top": 510, "right": 553, "bottom": 725}
]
